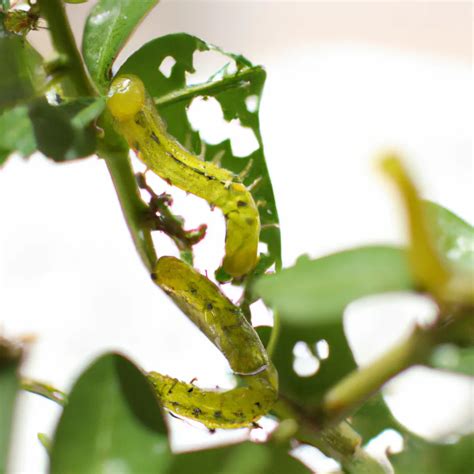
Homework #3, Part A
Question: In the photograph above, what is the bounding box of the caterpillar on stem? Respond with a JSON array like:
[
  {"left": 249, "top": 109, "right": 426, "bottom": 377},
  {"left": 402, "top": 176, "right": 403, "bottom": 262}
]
[
  {"left": 107, "top": 76, "right": 277, "bottom": 428},
  {"left": 107, "top": 74, "right": 260, "bottom": 278}
]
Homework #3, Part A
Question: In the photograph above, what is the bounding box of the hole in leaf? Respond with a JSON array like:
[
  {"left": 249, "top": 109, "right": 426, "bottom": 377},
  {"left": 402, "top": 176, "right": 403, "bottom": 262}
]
[
  {"left": 187, "top": 97, "right": 259, "bottom": 157},
  {"left": 292, "top": 341, "right": 320, "bottom": 377},
  {"left": 159, "top": 56, "right": 176, "bottom": 78},
  {"left": 185, "top": 50, "right": 232, "bottom": 86},
  {"left": 245, "top": 95, "right": 258, "bottom": 113},
  {"left": 314, "top": 339, "right": 330, "bottom": 360}
]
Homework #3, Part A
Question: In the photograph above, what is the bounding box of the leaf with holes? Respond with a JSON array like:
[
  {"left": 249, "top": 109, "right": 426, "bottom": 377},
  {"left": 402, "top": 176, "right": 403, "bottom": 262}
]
[
  {"left": 0, "top": 337, "right": 22, "bottom": 473},
  {"left": 117, "top": 33, "right": 281, "bottom": 278},
  {"left": 170, "top": 441, "right": 310, "bottom": 474},
  {"left": 255, "top": 246, "right": 415, "bottom": 403},
  {"left": 49, "top": 352, "right": 171, "bottom": 474},
  {"left": 82, "top": 0, "right": 160, "bottom": 91}
]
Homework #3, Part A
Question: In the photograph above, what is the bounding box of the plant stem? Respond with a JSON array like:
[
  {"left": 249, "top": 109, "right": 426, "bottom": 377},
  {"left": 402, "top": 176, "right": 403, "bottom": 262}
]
[
  {"left": 273, "top": 399, "right": 386, "bottom": 474},
  {"left": 154, "top": 66, "right": 264, "bottom": 109},
  {"left": 98, "top": 139, "right": 157, "bottom": 272},
  {"left": 38, "top": 0, "right": 96, "bottom": 97},
  {"left": 322, "top": 326, "right": 434, "bottom": 424}
]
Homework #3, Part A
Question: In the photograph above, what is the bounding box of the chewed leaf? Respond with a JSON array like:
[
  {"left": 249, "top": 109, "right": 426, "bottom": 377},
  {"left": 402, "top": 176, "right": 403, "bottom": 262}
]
[{"left": 117, "top": 33, "right": 281, "bottom": 277}]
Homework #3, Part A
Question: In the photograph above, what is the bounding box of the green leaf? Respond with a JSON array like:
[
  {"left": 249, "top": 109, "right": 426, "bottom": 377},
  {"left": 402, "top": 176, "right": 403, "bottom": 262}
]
[
  {"left": 0, "top": 33, "right": 44, "bottom": 110},
  {"left": 424, "top": 200, "right": 474, "bottom": 274},
  {"left": 352, "top": 395, "right": 474, "bottom": 474},
  {"left": 254, "top": 246, "right": 414, "bottom": 324},
  {"left": 0, "top": 106, "right": 36, "bottom": 165},
  {"left": 82, "top": 0, "right": 159, "bottom": 91},
  {"left": 391, "top": 434, "right": 474, "bottom": 474},
  {"left": 0, "top": 337, "right": 22, "bottom": 474},
  {"left": 49, "top": 352, "right": 171, "bottom": 474},
  {"left": 117, "top": 33, "right": 281, "bottom": 276},
  {"left": 428, "top": 344, "right": 474, "bottom": 376},
  {"left": 28, "top": 97, "right": 104, "bottom": 161},
  {"left": 170, "top": 441, "right": 310, "bottom": 474},
  {"left": 257, "top": 246, "right": 415, "bottom": 404}
]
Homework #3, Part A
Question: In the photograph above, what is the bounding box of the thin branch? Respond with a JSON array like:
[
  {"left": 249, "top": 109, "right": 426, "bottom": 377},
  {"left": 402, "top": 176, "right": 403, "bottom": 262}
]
[
  {"left": 38, "top": 0, "right": 96, "bottom": 97},
  {"left": 154, "top": 66, "right": 263, "bottom": 109}
]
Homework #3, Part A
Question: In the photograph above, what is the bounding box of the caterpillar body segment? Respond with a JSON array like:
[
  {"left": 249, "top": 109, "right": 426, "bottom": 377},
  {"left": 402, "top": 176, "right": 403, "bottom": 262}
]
[
  {"left": 148, "top": 367, "right": 277, "bottom": 430},
  {"left": 107, "top": 75, "right": 260, "bottom": 278},
  {"left": 150, "top": 256, "right": 278, "bottom": 428}
]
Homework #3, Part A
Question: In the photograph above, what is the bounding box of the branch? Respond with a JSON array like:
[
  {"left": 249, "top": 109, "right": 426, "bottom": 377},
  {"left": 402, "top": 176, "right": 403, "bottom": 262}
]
[
  {"left": 38, "top": 0, "right": 96, "bottom": 97},
  {"left": 154, "top": 66, "right": 263, "bottom": 109}
]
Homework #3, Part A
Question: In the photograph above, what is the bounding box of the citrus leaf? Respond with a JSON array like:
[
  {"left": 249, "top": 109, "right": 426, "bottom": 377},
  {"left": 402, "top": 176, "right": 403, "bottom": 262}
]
[
  {"left": 254, "top": 246, "right": 414, "bottom": 325},
  {"left": 0, "top": 106, "right": 36, "bottom": 166},
  {"left": 49, "top": 352, "right": 171, "bottom": 474},
  {"left": 170, "top": 441, "right": 310, "bottom": 474},
  {"left": 0, "top": 337, "right": 22, "bottom": 473},
  {"left": 82, "top": 0, "right": 159, "bottom": 91},
  {"left": 117, "top": 33, "right": 281, "bottom": 277},
  {"left": 0, "top": 30, "right": 44, "bottom": 110},
  {"left": 255, "top": 246, "right": 415, "bottom": 404},
  {"left": 28, "top": 97, "right": 104, "bottom": 161}
]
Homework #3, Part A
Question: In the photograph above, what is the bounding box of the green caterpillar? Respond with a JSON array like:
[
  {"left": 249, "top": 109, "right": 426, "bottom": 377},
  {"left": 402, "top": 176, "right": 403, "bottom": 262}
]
[
  {"left": 107, "top": 76, "right": 277, "bottom": 429},
  {"left": 107, "top": 74, "right": 260, "bottom": 278},
  {"left": 149, "top": 257, "right": 277, "bottom": 429}
]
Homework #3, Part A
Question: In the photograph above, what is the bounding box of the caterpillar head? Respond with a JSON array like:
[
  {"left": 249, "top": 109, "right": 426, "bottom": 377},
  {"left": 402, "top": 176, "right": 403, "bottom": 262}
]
[{"left": 107, "top": 75, "right": 146, "bottom": 121}]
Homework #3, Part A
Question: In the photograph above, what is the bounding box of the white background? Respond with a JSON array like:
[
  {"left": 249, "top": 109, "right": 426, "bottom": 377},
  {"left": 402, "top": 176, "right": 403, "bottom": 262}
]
[{"left": 1, "top": 1, "right": 472, "bottom": 472}]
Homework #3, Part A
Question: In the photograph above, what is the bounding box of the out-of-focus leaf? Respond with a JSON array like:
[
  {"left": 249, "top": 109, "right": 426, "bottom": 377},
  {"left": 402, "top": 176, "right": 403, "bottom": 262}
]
[
  {"left": 390, "top": 434, "right": 474, "bottom": 474},
  {"left": 352, "top": 395, "right": 474, "bottom": 474},
  {"left": 0, "top": 106, "right": 36, "bottom": 165},
  {"left": 82, "top": 0, "right": 159, "bottom": 91},
  {"left": 429, "top": 344, "right": 474, "bottom": 376},
  {"left": 118, "top": 33, "right": 281, "bottom": 277},
  {"left": 256, "top": 246, "right": 415, "bottom": 404},
  {"left": 0, "top": 30, "right": 44, "bottom": 110},
  {"left": 254, "top": 246, "right": 414, "bottom": 324},
  {"left": 49, "top": 352, "right": 171, "bottom": 474},
  {"left": 28, "top": 97, "right": 104, "bottom": 161},
  {"left": 169, "top": 441, "right": 310, "bottom": 474},
  {"left": 424, "top": 200, "right": 474, "bottom": 274},
  {"left": 0, "top": 337, "right": 22, "bottom": 474}
]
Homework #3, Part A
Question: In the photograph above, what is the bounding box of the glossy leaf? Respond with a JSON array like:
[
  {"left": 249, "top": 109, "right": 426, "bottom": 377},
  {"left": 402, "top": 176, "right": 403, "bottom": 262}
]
[
  {"left": 170, "top": 441, "right": 309, "bottom": 474},
  {"left": 0, "top": 29, "right": 44, "bottom": 110},
  {"left": 424, "top": 200, "right": 474, "bottom": 274},
  {"left": 49, "top": 353, "right": 171, "bottom": 474},
  {"left": 82, "top": 0, "right": 159, "bottom": 91},
  {"left": 0, "top": 106, "right": 36, "bottom": 166},
  {"left": 117, "top": 33, "right": 281, "bottom": 276},
  {"left": 254, "top": 246, "right": 414, "bottom": 324},
  {"left": 256, "top": 246, "right": 415, "bottom": 404},
  {"left": 0, "top": 337, "right": 22, "bottom": 473},
  {"left": 28, "top": 97, "right": 104, "bottom": 161}
]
